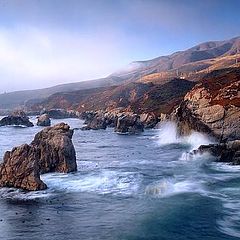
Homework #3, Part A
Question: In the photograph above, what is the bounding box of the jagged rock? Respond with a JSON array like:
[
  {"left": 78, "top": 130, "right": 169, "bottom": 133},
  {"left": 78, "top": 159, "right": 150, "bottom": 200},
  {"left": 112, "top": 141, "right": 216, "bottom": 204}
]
[
  {"left": 140, "top": 112, "right": 159, "bottom": 129},
  {"left": 0, "top": 123, "right": 77, "bottom": 191},
  {"left": 115, "top": 114, "right": 144, "bottom": 134},
  {"left": 31, "top": 123, "right": 77, "bottom": 174},
  {"left": 0, "top": 144, "right": 47, "bottom": 191},
  {"left": 171, "top": 68, "right": 240, "bottom": 141},
  {"left": 193, "top": 140, "right": 240, "bottom": 165},
  {"left": 81, "top": 111, "right": 107, "bottom": 130},
  {"left": 37, "top": 114, "right": 51, "bottom": 126},
  {"left": 0, "top": 111, "right": 34, "bottom": 127}
]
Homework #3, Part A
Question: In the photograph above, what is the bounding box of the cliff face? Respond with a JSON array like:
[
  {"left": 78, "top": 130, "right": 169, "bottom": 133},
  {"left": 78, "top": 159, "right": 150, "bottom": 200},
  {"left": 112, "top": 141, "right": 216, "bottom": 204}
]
[
  {"left": 32, "top": 79, "right": 195, "bottom": 116},
  {"left": 173, "top": 67, "right": 240, "bottom": 141}
]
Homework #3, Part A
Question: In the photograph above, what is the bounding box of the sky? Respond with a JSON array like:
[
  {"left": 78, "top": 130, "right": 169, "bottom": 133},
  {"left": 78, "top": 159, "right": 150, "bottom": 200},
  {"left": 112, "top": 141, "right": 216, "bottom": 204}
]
[{"left": 0, "top": 0, "right": 239, "bottom": 92}]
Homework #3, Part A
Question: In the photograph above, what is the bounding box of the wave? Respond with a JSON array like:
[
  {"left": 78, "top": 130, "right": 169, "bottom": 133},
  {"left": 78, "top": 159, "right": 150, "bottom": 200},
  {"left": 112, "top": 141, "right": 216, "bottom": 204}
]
[
  {"left": 145, "top": 178, "right": 203, "bottom": 198},
  {"left": 156, "top": 121, "right": 213, "bottom": 150}
]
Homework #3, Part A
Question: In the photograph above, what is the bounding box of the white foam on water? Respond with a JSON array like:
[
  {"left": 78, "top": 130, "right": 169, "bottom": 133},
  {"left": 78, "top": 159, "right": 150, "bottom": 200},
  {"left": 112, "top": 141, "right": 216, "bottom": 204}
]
[
  {"left": 0, "top": 187, "right": 52, "bottom": 200},
  {"left": 42, "top": 170, "right": 141, "bottom": 196},
  {"left": 156, "top": 121, "right": 212, "bottom": 150},
  {"left": 145, "top": 178, "right": 204, "bottom": 198}
]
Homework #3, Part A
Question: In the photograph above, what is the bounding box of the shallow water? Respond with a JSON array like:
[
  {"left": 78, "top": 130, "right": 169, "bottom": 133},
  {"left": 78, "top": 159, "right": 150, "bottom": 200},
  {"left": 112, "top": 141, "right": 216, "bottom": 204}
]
[{"left": 0, "top": 117, "right": 240, "bottom": 240}]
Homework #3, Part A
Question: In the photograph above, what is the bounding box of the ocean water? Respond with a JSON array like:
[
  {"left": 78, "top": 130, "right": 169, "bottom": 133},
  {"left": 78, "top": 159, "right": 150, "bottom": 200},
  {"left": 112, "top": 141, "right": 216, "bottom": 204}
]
[{"left": 0, "top": 117, "right": 240, "bottom": 240}]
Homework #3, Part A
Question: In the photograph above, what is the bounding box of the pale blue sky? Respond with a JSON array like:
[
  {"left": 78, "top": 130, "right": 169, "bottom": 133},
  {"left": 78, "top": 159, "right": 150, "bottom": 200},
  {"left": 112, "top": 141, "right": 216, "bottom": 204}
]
[{"left": 0, "top": 0, "right": 239, "bottom": 92}]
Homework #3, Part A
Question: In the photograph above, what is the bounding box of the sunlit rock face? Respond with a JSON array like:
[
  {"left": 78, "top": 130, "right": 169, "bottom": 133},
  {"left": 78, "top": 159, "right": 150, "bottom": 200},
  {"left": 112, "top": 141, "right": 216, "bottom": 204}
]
[
  {"left": 172, "top": 68, "right": 240, "bottom": 141},
  {"left": 0, "top": 123, "right": 77, "bottom": 191},
  {"left": 37, "top": 113, "right": 51, "bottom": 126},
  {"left": 31, "top": 123, "right": 77, "bottom": 174},
  {"left": 0, "top": 144, "right": 47, "bottom": 191}
]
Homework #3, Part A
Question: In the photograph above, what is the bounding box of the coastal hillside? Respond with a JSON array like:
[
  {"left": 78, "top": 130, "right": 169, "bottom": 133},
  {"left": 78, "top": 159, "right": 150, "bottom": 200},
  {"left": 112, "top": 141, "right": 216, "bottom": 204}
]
[
  {"left": 30, "top": 78, "right": 195, "bottom": 115},
  {"left": 1, "top": 36, "right": 240, "bottom": 110},
  {"left": 173, "top": 67, "right": 240, "bottom": 141}
]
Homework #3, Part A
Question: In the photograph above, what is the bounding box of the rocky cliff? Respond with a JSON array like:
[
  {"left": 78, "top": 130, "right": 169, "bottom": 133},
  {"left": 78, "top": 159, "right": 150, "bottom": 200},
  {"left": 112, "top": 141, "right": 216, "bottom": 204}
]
[{"left": 172, "top": 67, "right": 240, "bottom": 141}]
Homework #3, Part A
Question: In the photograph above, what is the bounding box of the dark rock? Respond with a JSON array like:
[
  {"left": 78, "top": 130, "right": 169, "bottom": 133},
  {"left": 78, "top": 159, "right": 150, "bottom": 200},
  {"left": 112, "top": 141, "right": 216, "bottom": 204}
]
[
  {"left": 194, "top": 140, "right": 240, "bottom": 165},
  {"left": 31, "top": 123, "right": 77, "bottom": 174},
  {"left": 0, "top": 144, "right": 47, "bottom": 191},
  {"left": 115, "top": 114, "right": 144, "bottom": 134},
  {"left": 81, "top": 112, "right": 107, "bottom": 130},
  {"left": 37, "top": 114, "right": 51, "bottom": 126},
  {"left": 0, "top": 111, "right": 34, "bottom": 127}
]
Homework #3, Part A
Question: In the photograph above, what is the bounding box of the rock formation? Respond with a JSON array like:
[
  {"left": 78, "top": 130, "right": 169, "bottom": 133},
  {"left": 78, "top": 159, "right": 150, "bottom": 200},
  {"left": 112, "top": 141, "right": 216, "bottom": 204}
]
[
  {"left": 0, "top": 123, "right": 77, "bottom": 191},
  {"left": 0, "top": 144, "right": 47, "bottom": 191},
  {"left": 140, "top": 112, "right": 159, "bottom": 129},
  {"left": 0, "top": 110, "right": 34, "bottom": 127},
  {"left": 37, "top": 113, "right": 51, "bottom": 126},
  {"left": 193, "top": 140, "right": 240, "bottom": 165},
  {"left": 31, "top": 123, "right": 77, "bottom": 174},
  {"left": 115, "top": 114, "right": 144, "bottom": 134},
  {"left": 172, "top": 68, "right": 240, "bottom": 141}
]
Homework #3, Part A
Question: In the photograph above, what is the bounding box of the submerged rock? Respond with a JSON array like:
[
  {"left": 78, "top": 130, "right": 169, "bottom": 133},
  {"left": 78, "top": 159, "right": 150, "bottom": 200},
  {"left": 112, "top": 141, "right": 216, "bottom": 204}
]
[
  {"left": 37, "top": 114, "right": 51, "bottom": 126},
  {"left": 0, "top": 144, "right": 47, "bottom": 191},
  {"left": 32, "top": 123, "right": 77, "bottom": 174},
  {"left": 0, "top": 123, "right": 77, "bottom": 191},
  {"left": 0, "top": 110, "right": 34, "bottom": 127},
  {"left": 193, "top": 140, "right": 240, "bottom": 165}
]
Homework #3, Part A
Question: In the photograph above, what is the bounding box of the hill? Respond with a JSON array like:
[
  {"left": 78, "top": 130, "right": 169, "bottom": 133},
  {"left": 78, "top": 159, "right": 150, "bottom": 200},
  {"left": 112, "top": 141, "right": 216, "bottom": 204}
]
[{"left": 1, "top": 36, "right": 240, "bottom": 110}]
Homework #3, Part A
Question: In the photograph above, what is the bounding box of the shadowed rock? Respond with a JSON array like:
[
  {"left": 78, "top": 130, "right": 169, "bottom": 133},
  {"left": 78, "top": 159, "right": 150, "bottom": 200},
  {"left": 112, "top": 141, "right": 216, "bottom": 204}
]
[
  {"left": 115, "top": 114, "right": 144, "bottom": 134},
  {"left": 0, "top": 110, "right": 34, "bottom": 127},
  {"left": 193, "top": 140, "right": 240, "bottom": 165}
]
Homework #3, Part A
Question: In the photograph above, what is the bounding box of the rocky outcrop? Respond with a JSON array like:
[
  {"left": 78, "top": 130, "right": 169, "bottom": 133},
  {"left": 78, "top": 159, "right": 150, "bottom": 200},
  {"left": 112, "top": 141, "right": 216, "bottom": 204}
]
[
  {"left": 0, "top": 123, "right": 77, "bottom": 191},
  {"left": 140, "top": 112, "right": 159, "bottom": 129},
  {"left": 80, "top": 110, "right": 147, "bottom": 133},
  {"left": 37, "top": 114, "right": 51, "bottom": 126},
  {"left": 172, "top": 68, "right": 240, "bottom": 141},
  {"left": 115, "top": 114, "right": 144, "bottom": 134},
  {"left": 41, "top": 109, "right": 78, "bottom": 119},
  {"left": 0, "top": 144, "right": 47, "bottom": 191},
  {"left": 32, "top": 123, "right": 77, "bottom": 174},
  {"left": 81, "top": 111, "right": 108, "bottom": 130},
  {"left": 193, "top": 140, "right": 240, "bottom": 165},
  {"left": 0, "top": 110, "right": 34, "bottom": 127}
]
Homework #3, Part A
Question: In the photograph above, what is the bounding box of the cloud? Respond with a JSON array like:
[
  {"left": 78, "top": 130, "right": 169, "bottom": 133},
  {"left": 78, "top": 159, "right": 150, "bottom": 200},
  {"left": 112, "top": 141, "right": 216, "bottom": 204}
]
[{"left": 0, "top": 25, "right": 129, "bottom": 92}]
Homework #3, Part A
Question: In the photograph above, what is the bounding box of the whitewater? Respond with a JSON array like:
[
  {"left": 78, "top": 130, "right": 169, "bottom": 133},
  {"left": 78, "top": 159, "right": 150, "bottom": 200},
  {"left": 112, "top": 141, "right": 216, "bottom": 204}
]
[{"left": 0, "top": 117, "right": 239, "bottom": 240}]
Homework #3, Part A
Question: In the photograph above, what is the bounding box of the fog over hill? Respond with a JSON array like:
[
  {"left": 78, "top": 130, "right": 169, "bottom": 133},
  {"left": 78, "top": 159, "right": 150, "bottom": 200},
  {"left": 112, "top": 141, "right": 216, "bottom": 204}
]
[{"left": 0, "top": 36, "right": 239, "bottom": 110}]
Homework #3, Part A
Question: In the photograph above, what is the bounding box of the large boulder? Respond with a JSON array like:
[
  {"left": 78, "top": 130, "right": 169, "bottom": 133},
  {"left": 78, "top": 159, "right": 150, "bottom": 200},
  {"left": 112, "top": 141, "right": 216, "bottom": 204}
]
[
  {"left": 0, "top": 123, "right": 77, "bottom": 191},
  {"left": 0, "top": 144, "right": 47, "bottom": 191},
  {"left": 0, "top": 110, "right": 34, "bottom": 127},
  {"left": 31, "top": 123, "right": 77, "bottom": 174},
  {"left": 37, "top": 114, "right": 51, "bottom": 126},
  {"left": 172, "top": 68, "right": 240, "bottom": 141},
  {"left": 115, "top": 114, "right": 144, "bottom": 134}
]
